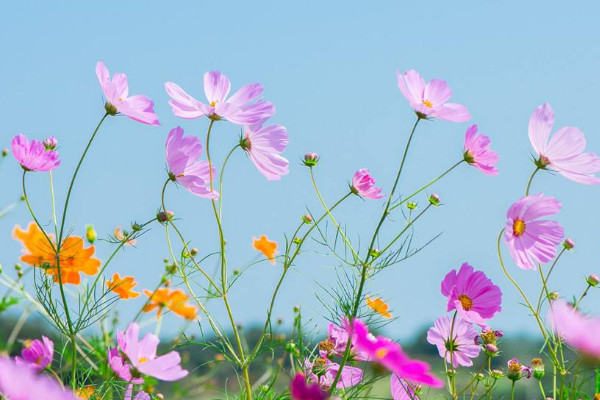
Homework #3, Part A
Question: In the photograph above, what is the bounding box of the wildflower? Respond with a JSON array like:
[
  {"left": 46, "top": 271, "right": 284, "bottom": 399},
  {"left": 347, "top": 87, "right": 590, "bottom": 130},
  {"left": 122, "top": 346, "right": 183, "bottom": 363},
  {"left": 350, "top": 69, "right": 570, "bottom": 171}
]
[
  {"left": 304, "top": 357, "right": 363, "bottom": 389},
  {"left": 114, "top": 226, "right": 136, "bottom": 246},
  {"left": 157, "top": 210, "right": 174, "bottom": 223},
  {"left": 75, "top": 386, "right": 95, "bottom": 399},
  {"left": 587, "top": 274, "right": 600, "bottom": 287},
  {"left": 240, "top": 122, "right": 289, "bottom": 181},
  {"left": 15, "top": 336, "right": 54, "bottom": 372},
  {"left": 347, "top": 318, "right": 443, "bottom": 387},
  {"left": 253, "top": 235, "right": 278, "bottom": 265},
  {"left": 13, "top": 222, "right": 100, "bottom": 285},
  {"left": 428, "top": 193, "right": 441, "bottom": 206},
  {"left": 427, "top": 316, "right": 481, "bottom": 367},
  {"left": 531, "top": 358, "right": 545, "bottom": 379},
  {"left": 366, "top": 296, "right": 392, "bottom": 318},
  {"left": 504, "top": 194, "right": 564, "bottom": 270},
  {"left": 303, "top": 153, "right": 319, "bottom": 167},
  {"left": 107, "top": 273, "right": 140, "bottom": 300},
  {"left": 290, "top": 373, "right": 329, "bottom": 400},
  {"left": 165, "top": 71, "right": 274, "bottom": 124},
  {"left": 351, "top": 169, "right": 384, "bottom": 199},
  {"left": 463, "top": 124, "right": 499, "bottom": 175},
  {"left": 11, "top": 134, "right": 60, "bottom": 172},
  {"left": 478, "top": 329, "right": 503, "bottom": 345},
  {"left": 108, "top": 323, "right": 188, "bottom": 383},
  {"left": 563, "top": 238, "right": 575, "bottom": 250},
  {"left": 441, "top": 263, "right": 502, "bottom": 328},
  {"left": 549, "top": 300, "right": 600, "bottom": 359},
  {"left": 390, "top": 376, "right": 421, "bottom": 400},
  {"left": 125, "top": 385, "right": 151, "bottom": 400},
  {"left": 302, "top": 214, "right": 313, "bottom": 224},
  {"left": 529, "top": 102, "right": 600, "bottom": 184},
  {"left": 507, "top": 358, "right": 531, "bottom": 381},
  {"left": 42, "top": 136, "right": 58, "bottom": 150},
  {"left": 165, "top": 126, "right": 218, "bottom": 199},
  {"left": 96, "top": 62, "right": 159, "bottom": 125},
  {"left": 396, "top": 69, "right": 471, "bottom": 122},
  {"left": 327, "top": 321, "right": 367, "bottom": 360},
  {"left": 143, "top": 287, "right": 197, "bottom": 320}
]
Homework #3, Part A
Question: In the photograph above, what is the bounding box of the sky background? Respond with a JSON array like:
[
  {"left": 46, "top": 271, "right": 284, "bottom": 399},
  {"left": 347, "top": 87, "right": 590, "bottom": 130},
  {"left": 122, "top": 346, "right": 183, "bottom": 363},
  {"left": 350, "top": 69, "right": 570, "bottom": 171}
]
[{"left": 1, "top": 1, "right": 599, "bottom": 341}]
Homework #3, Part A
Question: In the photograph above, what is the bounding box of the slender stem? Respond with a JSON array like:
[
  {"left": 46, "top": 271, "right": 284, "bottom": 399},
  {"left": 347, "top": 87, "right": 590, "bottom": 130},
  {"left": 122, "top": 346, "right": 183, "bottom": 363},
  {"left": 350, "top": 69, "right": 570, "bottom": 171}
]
[
  {"left": 218, "top": 145, "right": 240, "bottom": 218},
  {"left": 70, "top": 334, "right": 77, "bottom": 390},
  {"left": 449, "top": 311, "right": 458, "bottom": 399},
  {"left": 457, "top": 356, "right": 490, "bottom": 396},
  {"left": 538, "top": 379, "right": 547, "bottom": 398},
  {"left": 525, "top": 167, "right": 540, "bottom": 196},
  {"left": 378, "top": 204, "right": 432, "bottom": 256},
  {"left": 510, "top": 381, "right": 515, "bottom": 400},
  {"left": 49, "top": 172, "right": 59, "bottom": 238}
]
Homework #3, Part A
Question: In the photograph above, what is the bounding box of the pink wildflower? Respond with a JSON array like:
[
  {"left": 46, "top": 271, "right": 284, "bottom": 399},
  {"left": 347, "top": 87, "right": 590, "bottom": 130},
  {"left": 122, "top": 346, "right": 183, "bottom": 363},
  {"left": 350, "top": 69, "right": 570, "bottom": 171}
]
[
  {"left": 124, "top": 385, "right": 151, "bottom": 400},
  {"left": 15, "top": 336, "right": 54, "bottom": 372},
  {"left": 304, "top": 357, "right": 363, "bottom": 390},
  {"left": 11, "top": 134, "right": 60, "bottom": 172},
  {"left": 351, "top": 169, "right": 384, "bottom": 199},
  {"left": 290, "top": 373, "right": 329, "bottom": 400},
  {"left": 463, "top": 124, "right": 499, "bottom": 175},
  {"left": 390, "top": 376, "right": 421, "bottom": 400},
  {"left": 240, "top": 122, "right": 289, "bottom": 181},
  {"left": 0, "top": 357, "right": 77, "bottom": 400},
  {"left": 427, "top": 316, "right": 481, "bottom": 367},
  {"left": 549, "top": 300, "right": 600, "bottom": 359}
]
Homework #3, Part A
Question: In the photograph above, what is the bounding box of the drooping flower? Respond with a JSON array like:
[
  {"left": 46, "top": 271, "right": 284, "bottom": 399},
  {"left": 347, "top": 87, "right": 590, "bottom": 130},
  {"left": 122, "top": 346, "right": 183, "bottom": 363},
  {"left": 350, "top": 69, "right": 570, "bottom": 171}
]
[
  {"left": 13, "top": 223, "right": 101, "bottom": 285},
  {"left": 11, "top": 134, "right": 60, "bottom": 172},
  {"left": 463, "top": 124, "right": 499, "bottom": 175},
  {"left": 440, "top": 263, "right": 502, "bottom": 328},
  {"left": 396, "top": 70, "right": 471, "bottom": 122},
  {"left": 165, "top": 71, "right": 274, "bottom": 124},
  {"left": 114, "top": 227, "right": 137, "bottom": 246},
  {"left": 96, "top": 62, "right": 159, "bottom": 126},
  {"left": 504, "top": 194, "right": 564, "bottom": 270},
  {"left": 124, "top": 384, "right": 151, "bottom": 400},
  {"left": 15, "top": 336, "right": 54, "bottom": 372},
  {"left": 426, "top": 315, "right": 481, "bottom": 367},
  {"left": 304, "top": 357, "right": 363, "bottom": 389},
  {"left": 529, "top": 102, "right": 600, "bottom": 184},
  {"left": 240, "top": 122, "right": 289, "bottom": 181},
  {"left": 366, "top": 296, "right": 392, "bottom": 318},
  {"left": 107, "top": 273, "right": 140, "bottom": 300},
  {"left": 0, "top": 357, "right": 77, "bottom": 400},
  {"left": 142, "top": 287, "right": 197, "bottom": 320},
  {"left": 549, "top": 300, "right": 600, "bottom": 359},
  {"left": 108, "top": 322, "right": 188, "bottom": 383},
  {"left": 346, "top": 318, "right": 443, "bottom": 387},
  {"left": 351, "top": 169, "right": 384, "bottom": 199},
  {"left": 253, "top": 235, "right": 278, "bottom": 265},
  {"left": 165, "top": 126, "right": 218, "bottom": 199},
  {"left": 390, "top": 376, "right": 421, "bottom": 400},
  {"left": 290, "top": 373, "right": 329, "bottom": 400}
]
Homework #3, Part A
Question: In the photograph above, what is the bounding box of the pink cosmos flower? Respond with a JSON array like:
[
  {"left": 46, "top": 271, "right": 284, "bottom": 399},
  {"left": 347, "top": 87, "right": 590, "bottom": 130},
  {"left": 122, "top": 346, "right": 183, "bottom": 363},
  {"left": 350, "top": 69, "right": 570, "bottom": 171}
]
[
  {"left": 396, "top": 70, "right": 471, "bottom": 122},
  {"left": 427, "top": 315, "right": 481, "bottom": 367},
  {"left": 441, "top": 263, "right": 502, "bottom": 329},
  {"left": 125, "top": 385, "right": 151, "bottom": 400},
  {"left": 0, "top": 357, "right": 77, "bottom": 400},
  {"left": 529, "top": 102, "right": 600, "bottom": 184},
  {"left": 166, "top": 126, "right": 218, "bottom": 199},
  {"left": 463, "top": 124, "right": 499, "bottom": 175},
  {"left": 15, "top": 336, "right": 54, "bottom": 372},
  {"left": 390, "top": 376, "right": 421, "bottom": 400},
  {"left": 504, "top": 194, "right": 564, "bottom": 270},
  {"left": 108, "top": 322, "right": 188, "bottom": 383},
  {"left": 351, "top": 169, "right": 384, "bottom": 199},
  {"left": 11, "top": 134, "right": 60, "bottom": 172},
  {"left": 549, "top": 300, "right": 600, "bottom": 359},
  {"left": 346, "top": 318, "right": 443, "bottom": 387},
  {"left": 96, "top": 62, "right": 159, "bottom": 126},
  {"left": 165, "top": 71, "right": 274, "bottom": 125},
  {"left": 241, "top": 122, "right": 289, "bottom": 181},
  {"left": 304, "top": 357, "right": 363, "bottom": 390},
  {"left": 290, "top": 373, "right": 329, "bottom": 400}
]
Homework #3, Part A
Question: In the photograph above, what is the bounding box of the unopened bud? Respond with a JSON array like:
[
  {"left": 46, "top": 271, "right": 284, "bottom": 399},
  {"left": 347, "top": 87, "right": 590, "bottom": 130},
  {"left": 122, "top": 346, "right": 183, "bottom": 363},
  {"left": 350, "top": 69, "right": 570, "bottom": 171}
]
[
  {"left": 491, "top": 369, "right": 504, "bottom": 379},
  {"left": 475, "top": 373, "right": 485, "bottom": 381},
  {"left": 43, "top": 137, "right": 58, "bottom": 150},
  {"left": 17, "top": 271, "right": 24, "bottom": 278},
  {"left": 563, "top": 238, "right": 575, "bottom": 250},
  {"left": 407, "top": 202, "right": 417, "bottom": 210},
  {"left": 548, "top": 291, "right": 559, "bottom": 300},
  {"left": 531, "top": 358, "right": 545, "bottom": 380},
  {"left": 587, "top": 274, "right": 600, "bottom": 287},
  {"left": 14, "top": 263, "right": 22, "bottom": 271},
  {"left": 446, "top": 369, "right": 456, "bottom": 377},
  {"left": 293, "top": 237, "right": 302, "bottom": 245},
  {"left": 1, "top": 148, "right": 8, "bottom": 157},
  {"left": 277, "top": 318, "right": 283, "bottom": 325},
  {"left": 428, "top": 193, "right": 441, "bottom": 206},
  {"left": 293, "top": 305, "right": 300, "bottom": 313},
  {"left": 303, "top": 152, "right": 319, "bottom": 167},
  {"left": 132, "top": 223, "right": 142, "bottom": 232},
  {"left": 190, "top": 248, "right": 199, "bottom": 256},
  {"left": 302, "top": 214, "right": 313, "bottom": 224},
  {"left": 85, "top": 225, "right": 97, "bottom": 244},
  {"left": 157, "top": 210, "right": 174, "bottom": 223},
  {"left": 369, "top": 247, "right": 380, "bottom": 258},
  {"left": 485, "top": 343, "right": 498, "bottom": 355}
]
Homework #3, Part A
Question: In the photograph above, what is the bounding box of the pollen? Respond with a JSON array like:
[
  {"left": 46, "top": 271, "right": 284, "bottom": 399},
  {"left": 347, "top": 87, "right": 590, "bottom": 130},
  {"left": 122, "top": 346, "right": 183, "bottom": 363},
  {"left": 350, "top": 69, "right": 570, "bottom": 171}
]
[
  {"left": 376, "top": 348, "right": 388, "bottom": 359},
  {"left": 210, "top": 100, "right": 218, "bottom": 107},
  {"left": 513, "top": 219, "right": 526, "bottom": 236},
  {"left": 458, "top": 294, "right": 473, "bottom": 311},
  {"left": 138, "top": 357, "right": 149, "bottom": 364},
  {"left": 422, "top": 99, "right": 433, "bottom": 108}
]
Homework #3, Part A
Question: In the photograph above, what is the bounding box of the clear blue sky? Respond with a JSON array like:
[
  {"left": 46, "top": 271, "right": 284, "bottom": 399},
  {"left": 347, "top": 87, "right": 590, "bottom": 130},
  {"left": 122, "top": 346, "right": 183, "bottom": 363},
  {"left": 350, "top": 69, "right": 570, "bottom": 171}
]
[{"left": 1, "top": 1, "right": 599, "bottom": 340}]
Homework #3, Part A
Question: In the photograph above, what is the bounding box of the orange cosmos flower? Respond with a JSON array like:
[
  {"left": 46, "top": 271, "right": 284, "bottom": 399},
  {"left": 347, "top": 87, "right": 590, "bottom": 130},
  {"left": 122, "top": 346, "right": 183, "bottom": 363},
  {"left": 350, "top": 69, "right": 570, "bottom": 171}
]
[
  {"left": 75, "top": 386, "right": 96, "bottom": 399},
  {"left": 253, "top": 235, "right": 277, "bottom": 265},
  {"left": 106, "top": 273, "right": 140, "bottom": 299},
  {"left": 13, "top": 222, "right": 100, "bottom": 285},
  {"left": 114, "top": 226, "right": 136, "bottom": 246},
  {"left": 143, "top": 287, "right": 197, "bottom": 320},
  {"left": 366, "top": 295, "right": 392, "bottom": 318}
]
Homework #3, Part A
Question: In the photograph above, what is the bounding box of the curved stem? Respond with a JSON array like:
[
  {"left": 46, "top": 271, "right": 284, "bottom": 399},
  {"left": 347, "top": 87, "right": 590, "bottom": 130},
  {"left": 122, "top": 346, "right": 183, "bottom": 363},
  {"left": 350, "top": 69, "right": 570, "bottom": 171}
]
[
  {"left": 218, "top": 145, "right": 240, "bottom": 218},
  {"left": 525, "top": 167, "right": 540, "bottom": 196}
]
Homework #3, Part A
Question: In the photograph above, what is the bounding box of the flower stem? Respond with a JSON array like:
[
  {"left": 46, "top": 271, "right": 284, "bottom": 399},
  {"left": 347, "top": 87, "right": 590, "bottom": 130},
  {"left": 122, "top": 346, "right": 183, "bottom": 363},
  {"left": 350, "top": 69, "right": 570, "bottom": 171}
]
[{"left": 525, "top": 167, "right": 540, "bottom": 196}]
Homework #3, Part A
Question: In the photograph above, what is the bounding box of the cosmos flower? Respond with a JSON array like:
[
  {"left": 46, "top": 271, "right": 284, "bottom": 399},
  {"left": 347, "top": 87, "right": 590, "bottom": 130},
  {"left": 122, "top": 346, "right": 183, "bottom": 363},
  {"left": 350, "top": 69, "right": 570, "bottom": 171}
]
[
  {"left": 165, "top": 71, "right": 274, "bottom": 124},
  {"left": 351, "top": 169, "right": 384, "bottom": 199},
  {"left": 124, "top": 385, "right": 151, "bottom": 400},
  {"left": 326, "top": 321, "right": 369, "bottom": 361},
  {"left": 253, "top": 235, "right": 278, "bottom": 265},
  {"left": 304, "top": 357, "right": 363, "bottom": 389},
  {"left": 504, "top": 194, "right": 564, "bottom": 270},
  {"left": 15, "top": 336, "right": 54, "bottom": 372},
  {"left": 142, "top": 287, "right": 197, "bottom": 320},
  {"left": 108, "top": 322, "right": 188, "bottom": 383},
  {"left": 240, "top": 122, "right": 289, "bottom": 181},
  {"left": 114, "top": 227, "right": 136, "bottom": 246},
  {"left": 390, "top": 376, "right": 421, "bottom": 400},
  {"left": 0, "top": 357, "right": 77, "bottom": 400},
  {"left": 396, "top": 69, "right": 471, "bottom": 122},
  {"left": 166, "top": 126, "right": 218, "bottom": 199},
  {"left": 106, "top": 273, "right": 140, "bottom": 300},
  {"left": 290, "top": 373, "right": 329, "bottom": 400},
  {"left": 426, "top": 315, "right": 481, "bottom": 367},
  {"left": 13, "top": 222, "right": 100, "bottom": 285},
  {"left": 529, "top": 102, "right": 600, "bottom": 184},
  {"left": 366, "top": 296, "right": 392, "bottom": 318},
  {"left": 96, "top": 62, "right": 159, "bottom": 126},
  {"left": 11, "top": 134, "right": 60, "bottom": 172},
  {"left": 463, "top": 124, "right": 499, "bottom": 175},
  {"left": 549, "top": 300, "right": 600, "bottom": 359},
  {"left": 440, "top": 263, "right": 502, "bottom": 329}
]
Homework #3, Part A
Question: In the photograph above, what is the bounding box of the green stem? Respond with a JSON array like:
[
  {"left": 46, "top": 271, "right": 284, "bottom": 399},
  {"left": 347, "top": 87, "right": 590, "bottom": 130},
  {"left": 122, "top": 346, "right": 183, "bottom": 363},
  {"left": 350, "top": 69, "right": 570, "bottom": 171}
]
[
  {"left": 573, "top": 283, "right": 593, "bottom": 310},
  {"left": 525, "top": 167, "right": 540, "bottom": 196},
  {"left": 49, "top": 172, "right": 59, "bottom": 238},
  {"left": 510, "top": 381, "right": 515, "bottom": 400},
  {"left": 218, "top": 145, "right": 240, "bottom": 218},
  {"left": 449, "top": 311, "right": 458, "bottom": 399}
]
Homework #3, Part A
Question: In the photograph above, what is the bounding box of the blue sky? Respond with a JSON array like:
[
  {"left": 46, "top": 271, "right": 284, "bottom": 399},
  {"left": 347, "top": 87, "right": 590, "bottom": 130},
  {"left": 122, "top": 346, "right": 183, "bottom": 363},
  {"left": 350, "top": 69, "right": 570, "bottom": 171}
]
[{"left": 1, "top": 1, "right": 599, "bottom": 340}]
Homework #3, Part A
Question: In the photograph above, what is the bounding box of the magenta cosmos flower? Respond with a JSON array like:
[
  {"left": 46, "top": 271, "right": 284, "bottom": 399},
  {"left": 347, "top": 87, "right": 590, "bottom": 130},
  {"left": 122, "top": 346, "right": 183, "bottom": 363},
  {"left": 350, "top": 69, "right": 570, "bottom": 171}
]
[
  {"left": 165, "top": 71, "right": 274, "bottom": 125},
  {"left": 390, "top": 376, "right": 421, "bottom": 400},
  {"left": 96, "top": 62, "right": 159, "bottom": 126},
  {"left": 427, "top": 315, "right": 481, "bottom": 367},
  {"left": 290, "top": 373, "right": 329, "bottom": 400},
  {"left": 0, "top": 357, "right": 77, "bottom": 400},
  {"left": 108, "top": 322, "right": 188, "bottom": 383},
  {"left": 441, "top": 263, "right": 502, "bottom": 329},
  {"left": 304, "top": 357, "right": 362, "bottom": 390},
  {"left": 240, "top": 122, "right": 289, "bottom": 181},
  {"left": 351, "top": 169, "right": 384, "bottom": 199},
  {"left": 504, "top": 194, "right": 564, "bottom": 270},
  {"left": 529, "top": 102, "right": 600, "bottom": 184},
  {"left": 549, "top": 300, "right": 600, "bottom": 359},
  {"left": 166, "top": 126, "right": 218, "bottom": 199},
  {"left": 346, "top": 318, "right": 443, "bottom": 387},
  {"left": 11, "top": 134, "right": 60, "bottom": 172},
  {"left": 463, "top": 124, "right": 499, "bottom": 175},
  {"left": 397, "top": 70, "right": 471, "bottom": 122},
  {"left": 15, "top": 336, "right": 54, "bottom": 372}
]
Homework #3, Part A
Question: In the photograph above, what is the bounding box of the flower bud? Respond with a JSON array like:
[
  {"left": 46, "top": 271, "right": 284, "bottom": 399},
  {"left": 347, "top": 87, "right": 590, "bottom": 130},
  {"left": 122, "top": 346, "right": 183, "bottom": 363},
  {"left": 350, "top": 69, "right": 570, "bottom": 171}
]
[
  {"left": 43, "top": 136, "right": 58, "bottom": 150},
  {"left": 157, "top": 210, "right": 174, "bottom": 223},
  {"left": 293, "top": 237, "right": 302, "bottom": 245},
  {"left": 491, "top": 369, "right": 504, "bottom": 379},
  {"left": 85, "top": 225, "right": 97, "bottom": 244},
  {"left": 14, "top": 263, "right": 21, "bottom": 271},
  {"left": 475, "top": 373, "right": 485, "bottom": 381},
  {"left": 485, "top": 343, "right": 498, "bottom": 356},
  {"left": 1, "top": 148, "right": 9, "bottom": 157},
  {"left": 369, "top": 247, "right": 380, "bottom": 258},
  {"left": 277, "top": 318, "right": 284, "bottom": 325},
  {"left": 548, "top": 291, "right": 559, "bottom": 300},
  {"left": 407, "top": 202, "right": 417, "bottom": 210},
  {"left": 587, "top": 274, "right": 600, "bottom": 287},
  {"left": 303, "top": 152, "right": 319, "bottom": 167},
  {"left": 446, "top": 369, "right": 456, "bottom": 377},
  {"left": 293, "top": 305, "right": 300, "bottom": 313},
  {"left": 563, "top": 238, "right": 575, "bottom": 250},
  {"left": 428, "top": 193, "right": 441, "bottom": 206},
  {"left": 190, "top": 247, "right": 199, "bottom": 256},
  {"left": 132, "top": 223, "right": 142, "bottom": 232},
  {"left": 531, "top": 358, "right": 545, "bottom": 380},
  {"left": 302, "top": 214, "right": 313, "bottom": 224}
]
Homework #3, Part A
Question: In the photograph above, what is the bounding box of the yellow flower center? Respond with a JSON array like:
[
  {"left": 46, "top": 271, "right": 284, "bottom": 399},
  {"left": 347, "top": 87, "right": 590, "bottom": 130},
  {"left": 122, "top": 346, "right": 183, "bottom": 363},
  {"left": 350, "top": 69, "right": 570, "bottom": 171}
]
[
  {"left": 458, "top": 294, "right": 473, "bottom": 311},
  {"left": 513, "top": 219, "right": 526, "bottom": 236},
  {"left": 422, "top": 99, "right": 433, "bottom": 108},
  {"left": 117, "top": 97, "right": 123, "bottom": 102},
  {"left": 138, "top": 357, "right": 149, "bottom": 364},
  {"left": 376, "top": 348, "right": 388, "bottom": 359},
  {"left": 210, "top": 100, "right": 218, "bottom": 107}
]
